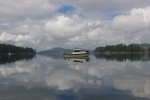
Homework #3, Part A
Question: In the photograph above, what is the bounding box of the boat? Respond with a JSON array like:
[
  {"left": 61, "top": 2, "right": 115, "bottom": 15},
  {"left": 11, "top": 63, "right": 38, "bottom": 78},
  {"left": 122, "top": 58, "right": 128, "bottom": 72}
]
[{"left": 63, "top": 49, "right": 90, "bottom": 57}]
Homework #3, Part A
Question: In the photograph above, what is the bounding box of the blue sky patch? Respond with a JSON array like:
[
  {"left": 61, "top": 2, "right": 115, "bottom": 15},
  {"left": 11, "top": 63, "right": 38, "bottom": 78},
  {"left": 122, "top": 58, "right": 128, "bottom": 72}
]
[{"left": 58, "top": 5, "right": 75, "bottom": 13}]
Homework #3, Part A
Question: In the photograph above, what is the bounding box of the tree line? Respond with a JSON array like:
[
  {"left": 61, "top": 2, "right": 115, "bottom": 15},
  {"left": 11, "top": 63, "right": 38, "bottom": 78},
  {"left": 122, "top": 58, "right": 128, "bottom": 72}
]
[
  {"left": 94, "top": 43, "right": 150, "bottom": 53},
  {"left": 0, "top": 43, "right": 36, "bottom": 54}
]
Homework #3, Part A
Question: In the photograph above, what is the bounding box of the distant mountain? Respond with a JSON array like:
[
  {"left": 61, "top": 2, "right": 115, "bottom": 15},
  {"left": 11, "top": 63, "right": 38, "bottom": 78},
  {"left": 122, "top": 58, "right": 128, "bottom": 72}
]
[
  {"left": 38, "top": 47, "right": 72, "bottom": 54},
  {"left": 140, "top": 43, "right": 150, "bottom": 50}
]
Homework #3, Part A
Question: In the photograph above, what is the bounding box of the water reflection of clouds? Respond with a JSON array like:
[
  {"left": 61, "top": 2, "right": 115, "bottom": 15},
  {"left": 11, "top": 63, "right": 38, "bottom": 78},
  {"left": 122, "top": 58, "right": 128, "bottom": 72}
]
[
  {"left": 45, "top": 68, "right": 85, "bottom": 90},
  {"left": 0, "top": 54, "right": 150, "bottom": 99},
  {"left": 0, "top": 85, "right": 58, "bottom": 100},
  {"left": 112, "top": 74, "right": 150, "bottom": 98}
]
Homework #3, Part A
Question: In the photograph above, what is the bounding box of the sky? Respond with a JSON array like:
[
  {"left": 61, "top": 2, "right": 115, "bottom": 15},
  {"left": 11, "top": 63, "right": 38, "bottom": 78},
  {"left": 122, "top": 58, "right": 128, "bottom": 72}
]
[{"left": 0, "top": 0, "right": 150, "bottom": 51}]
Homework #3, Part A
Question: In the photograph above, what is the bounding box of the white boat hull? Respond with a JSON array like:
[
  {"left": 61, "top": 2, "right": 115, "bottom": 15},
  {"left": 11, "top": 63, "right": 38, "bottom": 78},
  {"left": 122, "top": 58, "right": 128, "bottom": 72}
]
[{"left": 63, "top": 53, "right": 89, "bottom": 58}]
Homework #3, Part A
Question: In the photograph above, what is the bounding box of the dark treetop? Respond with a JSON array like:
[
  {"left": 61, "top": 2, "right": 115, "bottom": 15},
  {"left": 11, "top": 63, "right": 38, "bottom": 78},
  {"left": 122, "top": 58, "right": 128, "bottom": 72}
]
[
  {"left": 94, "top": 43, "right": 150, "bottom": 53},
  {"left": 0, "top": 43, "right": 36, "bottom": 54}
]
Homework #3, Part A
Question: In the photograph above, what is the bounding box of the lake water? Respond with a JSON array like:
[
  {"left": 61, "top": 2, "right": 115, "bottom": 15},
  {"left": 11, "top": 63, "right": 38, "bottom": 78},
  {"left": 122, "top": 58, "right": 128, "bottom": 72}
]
[{"left": 1, "top": 53, "right": 150, "bottom": 100}]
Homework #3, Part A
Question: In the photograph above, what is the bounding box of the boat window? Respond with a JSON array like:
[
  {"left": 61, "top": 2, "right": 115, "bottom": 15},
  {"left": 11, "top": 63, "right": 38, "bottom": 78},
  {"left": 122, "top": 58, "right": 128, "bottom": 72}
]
[{"left": 74, "top": 50, "right": 82, "bottom": 52}]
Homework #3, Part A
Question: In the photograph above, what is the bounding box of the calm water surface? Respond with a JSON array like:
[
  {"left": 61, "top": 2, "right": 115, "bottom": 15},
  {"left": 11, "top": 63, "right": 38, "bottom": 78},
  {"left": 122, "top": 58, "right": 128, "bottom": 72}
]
[{"left": 0, "top": 53, "right": 150, "bottom": 100}]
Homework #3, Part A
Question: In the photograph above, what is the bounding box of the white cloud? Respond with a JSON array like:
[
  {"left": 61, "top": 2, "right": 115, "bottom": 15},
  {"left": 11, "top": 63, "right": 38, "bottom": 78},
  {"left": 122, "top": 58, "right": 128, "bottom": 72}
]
[
  {"left": 0, "top": 32, "right": 30, "bottom": 42},
  {"left": 0, "top": 32, "right": 32, "bottom": 47},
  {"left": 78, "top": 0, "right": 150, "bottom": 10},
  {"left": 0, "top": 0, "right": 56, "bottom": 22},
  {"left": 112, "top": 7, "right": 150, "bottom": 32},
  {"left": 45, "top": 15, "right": 85, "bottom": 39},
  {"left": 0, "top": 0, "right": 150, "bottom": 51}
]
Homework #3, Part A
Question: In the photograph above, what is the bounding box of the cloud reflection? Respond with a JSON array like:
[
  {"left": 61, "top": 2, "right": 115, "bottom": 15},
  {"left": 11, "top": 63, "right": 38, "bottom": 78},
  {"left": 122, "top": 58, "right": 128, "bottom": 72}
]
[{"left": 0, "top": 54, "right": 150, "bottom": 99}]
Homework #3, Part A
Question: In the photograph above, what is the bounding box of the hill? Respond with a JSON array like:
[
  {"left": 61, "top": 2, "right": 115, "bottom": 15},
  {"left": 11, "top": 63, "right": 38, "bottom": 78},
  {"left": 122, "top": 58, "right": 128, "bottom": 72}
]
[{"left": 38, "top": 47, "right": 72, "bottom": 54}]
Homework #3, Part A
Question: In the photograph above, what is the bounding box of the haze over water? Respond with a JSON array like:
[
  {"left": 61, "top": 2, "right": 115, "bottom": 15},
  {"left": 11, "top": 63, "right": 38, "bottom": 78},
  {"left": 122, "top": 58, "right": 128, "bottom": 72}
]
[{"left": 0, "top": 53, "right": 150, "bottom": 100}]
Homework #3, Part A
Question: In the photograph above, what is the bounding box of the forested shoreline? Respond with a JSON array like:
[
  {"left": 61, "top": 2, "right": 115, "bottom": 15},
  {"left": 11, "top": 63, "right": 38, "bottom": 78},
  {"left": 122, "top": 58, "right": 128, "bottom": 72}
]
[
  {"left": 94, "top": 43, "right": 150, "bottom": 53},
  {"left": 0, "top": 43, "right": 36, "bottom": 55}
]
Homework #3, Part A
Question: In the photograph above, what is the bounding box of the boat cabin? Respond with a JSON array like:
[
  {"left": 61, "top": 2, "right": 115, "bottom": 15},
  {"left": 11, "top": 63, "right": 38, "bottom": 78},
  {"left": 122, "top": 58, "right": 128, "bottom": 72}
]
[{"left": 73, "top": 49, "right": 84, "bottom": 53}]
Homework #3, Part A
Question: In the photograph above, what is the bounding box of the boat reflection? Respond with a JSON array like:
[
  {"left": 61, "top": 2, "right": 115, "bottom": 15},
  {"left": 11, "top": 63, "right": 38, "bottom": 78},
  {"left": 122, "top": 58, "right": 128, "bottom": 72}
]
[{"left": 64, "top": 56, "right": 90, "bottom": 63}]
